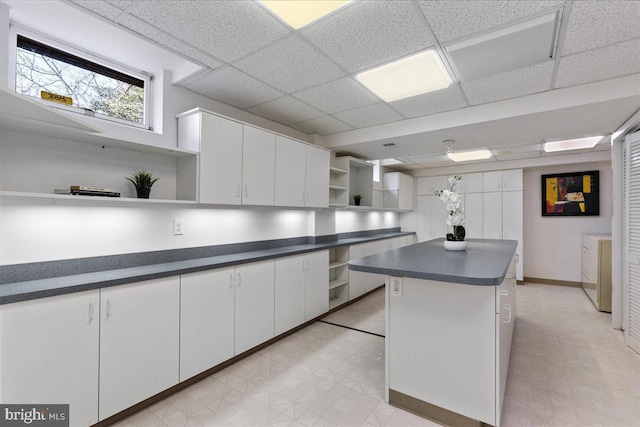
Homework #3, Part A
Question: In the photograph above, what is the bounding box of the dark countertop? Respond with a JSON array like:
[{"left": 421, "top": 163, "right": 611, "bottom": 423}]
[
  {"left": 348, "top": 238, "right": 517, "bottom": 286},
  {"left": 0, "top": 230, "right": 413, "bottom": 304}
]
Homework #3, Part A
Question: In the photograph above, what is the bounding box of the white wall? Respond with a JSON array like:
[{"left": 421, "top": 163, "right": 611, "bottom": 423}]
[
  {"left": 523, "top": 160, "right": 612, "bottom": 282},
  {"left": 335, "top": 210, "right": 399, "bottom": 234}
]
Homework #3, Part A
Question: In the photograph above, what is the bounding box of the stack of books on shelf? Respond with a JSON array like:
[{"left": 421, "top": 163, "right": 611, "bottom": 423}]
[{"left": 55, "top": 186, "right": 120, "bottom": 197}]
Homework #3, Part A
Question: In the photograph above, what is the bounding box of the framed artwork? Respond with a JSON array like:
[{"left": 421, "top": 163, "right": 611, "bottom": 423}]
[{"left": 541, "top": 170, "right": 599, "bottom": 216}]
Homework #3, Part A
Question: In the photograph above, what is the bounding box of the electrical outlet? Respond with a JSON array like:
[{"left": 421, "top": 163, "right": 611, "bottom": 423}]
[
  {"left": 391, "top": 277, "right": 402, "bottom": 296},
  {"left": 173, "top": 219, "right": 184, "bottom": 235}
]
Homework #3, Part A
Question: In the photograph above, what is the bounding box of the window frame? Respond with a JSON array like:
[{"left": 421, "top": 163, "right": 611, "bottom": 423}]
[{"left": 10, "top": 25, "right": 152, "bottom": 130}]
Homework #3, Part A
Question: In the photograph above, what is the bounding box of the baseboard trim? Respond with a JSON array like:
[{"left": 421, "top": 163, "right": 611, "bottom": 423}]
[
  {"left": 389, "top": 389, "right": 487, "bottom": 427},
  {"left": 523, "top": 277, "right": 582, "bottom": 288}
]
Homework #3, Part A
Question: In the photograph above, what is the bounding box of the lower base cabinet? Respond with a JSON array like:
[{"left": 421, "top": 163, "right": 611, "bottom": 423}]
[
  {"left": 305, "top": 250, "right": 329, "bottom": 321},
  {"left": 0, "top": 290, "right": 100, "bottom": 427},
  {"left": 235, "top": 260, "right": 275, "bottom": 355},
  {"left": 180, "top": 267, "right": 235, "bottom": 382},
  {"left": 99, "top": 277, "right": 180, "bottom": 421}
]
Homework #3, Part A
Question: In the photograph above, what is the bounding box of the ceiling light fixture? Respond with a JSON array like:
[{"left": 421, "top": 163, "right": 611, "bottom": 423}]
[
  {"left": 444, "top": 140, "right": 493, "bottom": 162},
  {"left": 259, "top": 1, "right": 352, "bottom": 29},
  {"left": 543, "top": 136, "right": 603, "bottom": 153},
  {"left": 356, "top": 50, "right": 453, "bottom": 102}
]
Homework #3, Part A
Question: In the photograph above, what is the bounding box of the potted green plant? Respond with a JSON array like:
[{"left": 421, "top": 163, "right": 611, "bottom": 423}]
[
  {"left": 353, "top": 194, "right": 363, "bottom": 206},
  {"left": 125, "top": 170, "right": 159, "bottom": 199}
]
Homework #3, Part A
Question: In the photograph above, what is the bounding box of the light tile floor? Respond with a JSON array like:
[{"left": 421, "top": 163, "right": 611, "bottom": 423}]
[
  {"left": 321, "top": 289, "right": 385, "bottom": 337},
  {"left": 113, "top": 283, "right": 639, "bottom": 427}
]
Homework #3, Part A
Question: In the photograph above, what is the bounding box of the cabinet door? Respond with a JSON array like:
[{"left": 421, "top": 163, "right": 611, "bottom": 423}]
[
  {"left": 243, "top": 126, "right": 276, "bottom": 206},
  {"left": 1, "top": 291, "right": 99, "bottom": 427},
  {"left": 306, "top": 250, "right": 329, "bottom": 320},
  {"left": 99, "top": 277, "right": 180, "bottom": 420},
  {"left": 180, "top": 268, "right": 235, "bottom": 381},
  {"left": 483, "top": 171, "right": 503, "bottom": 192},
  {"left": 200, "top": 113, "right": 243, "bottom": 205},
  {"left": 501, "top": 169, "right": 523, "bottom": 191},
  {"left": 502, "top": 190, "right": 523, "bottom": 281},
  {"left": 464, "top": 193, "right": 483, "bottom": 239},
  {"left": 483, "top": 192, "right": 503, "bottom": 239},
  {"left": 275, "top": 136, "right": 306, "bottom": 207},
  {"left": 275, "top": 255, "right": 306, "bottom": 335},
  {"left": 305, "top": 145, "right": 330, "bottom": 208},
  {"left": 235, "top": 261, "right": 275, "bottom": 355},
  {"left": 400, "top": 174, "right": 415, "bottom": 210},
  {"left": 416, "top": 177, "right": 433, "bottom": 196},
  {"left": 463, "top": 173, "right": 484, "bottom": 194},
  {"left": 416, "top": 195, "right": 432, "bottom": 242}
]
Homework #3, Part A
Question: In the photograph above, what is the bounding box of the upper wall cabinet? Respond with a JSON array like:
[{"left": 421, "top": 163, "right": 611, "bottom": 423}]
[
  {"left": 383, "top": 172, "right": 415, "bottom": 211},
  {"left": 275, "top": 135, "right": 329, "bottom": 208},
  {"left": 482, "top": 170, "right": 523, "bottom": 192},
  {"left": 179, "top": 108, "right": 327, "bottom": 209}
]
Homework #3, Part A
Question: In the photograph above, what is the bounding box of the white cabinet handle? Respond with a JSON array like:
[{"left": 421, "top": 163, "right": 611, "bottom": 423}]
[
  {"left": 244, "top": 185, "right": 248, "bottom": 198},
  {"left": 106, "top": 299, "right": 111, "bottom": 318},
  {"left": 302, "top": 190, "right": 306, "bottom": 202},
  {"left": 229, "top": 274, "right": 234, "bottom": 290},
  {"left": 302, "top": 259, "right": 306, "bottom": 270},
  {"left": 504, "top": 304, "right": 512, "bottom": 323},
  {"left": 89, "top": 302, "right": 94, "bottom": 322},
  {"left": 306, "top": 259, "right": 310, "bottom": 269},
  {"left": 237, "top": 273, "right": 241, "bottom": 286},
  {"left": 236, "top": 185, "right": 240, "bottom": 198}
]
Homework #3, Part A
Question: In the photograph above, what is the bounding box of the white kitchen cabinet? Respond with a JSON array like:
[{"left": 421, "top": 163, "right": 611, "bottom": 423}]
[
  {"left": 483, "top": 171, "right": 503, "bottom": 192},
  {"left": 497, "top": 255, "right": 517, "bottom": 423},
  {"left": 329, "top": 246, "right": 350, "bottom": 309},
  {"left": 242, "top": 125, "right": 276, "bottom": 206},
  {"left": 305, "top": 145, "right": 330, "bottom": 208},
  {"left": 462, "top": 172, "right": 484, "bottom": 193},
  {"left": 275, "top": 254, "right": 306, "bottom": 335},
  {"left": 383, "top": 172, "right": 415, "bottom": 210},
  {"left": 235, "top": 260, "right": 275, "bottom": 355},
  {"left": 349, "top": 241, "right": 386, "bottom": 299},
  {"left": 582, "top": 235, "right": 612, "bottom": 312},
  {"left": 417, "top": 175, "right": 448, "bottom": 196},
  {"left": 275, "top": 135, "right": 306, "bottom": 207},
  {"left": 305, "top": 250, "right": 330, "bottom": 320},
  {"left": 483, "top": 192, "right": 503, "bottom": 239},
  {"left": 99, "top": 277, "right": 180, "bottom": 421},
  {"left": 502, "top": 190, "right": 524, "bottom": 281},
  {"left": 464, "top": 193, "right": 483, "bottom": 239},
  {"left": 416, "top": 195, "right": 448, "bottom": 242},
  {"left": 0, "top": 290, "right": 99, "bottom": 427},
  {"left": 502, "top": 169, "right": 523, "bottom": 191},
  {"left": 180, "top": 268, "right": 235, "bottom": 382}
]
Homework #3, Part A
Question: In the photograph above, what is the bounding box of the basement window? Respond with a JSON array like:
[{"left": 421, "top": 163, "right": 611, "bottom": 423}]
[{"left": 15, "top": 34, "right": 150, "bottom": 128}]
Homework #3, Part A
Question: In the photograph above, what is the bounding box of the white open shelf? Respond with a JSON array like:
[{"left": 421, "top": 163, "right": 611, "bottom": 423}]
[
  {"left": 0, "top": 191, "right": 197, "bottom": 206},
  {"left": 329, "top": 297, "right": 348, "bottom": 310},
  {"left": 329, "top": 261, "right": 348, "bottom": 269},
  {"left": 329, "top": 278, "right": 349, "bottom": 289}
]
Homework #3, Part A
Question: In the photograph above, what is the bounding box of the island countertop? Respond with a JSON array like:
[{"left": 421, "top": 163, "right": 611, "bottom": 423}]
[{"left": 348, "top": 238, "right": 517, "bottom": 286}]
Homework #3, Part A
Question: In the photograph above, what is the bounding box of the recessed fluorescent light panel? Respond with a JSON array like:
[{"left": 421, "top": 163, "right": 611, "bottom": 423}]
[
  {"left": 543, "top": 136, "right": 603, "bottom": 153},
  {"left": 356, "top": 50, "right": 453, "bottom": 102},
  {"left": 445, "top": 11, "right": 559, "bottom": 82},
  {"left": 447, "top": 149, "right": 493, "bottom": 162},
  {"left": 380, "top": 158, "right": 405, "bottom": 166},
  {"left": 260, "top": 1, "right": 351, "bottom": 29}
]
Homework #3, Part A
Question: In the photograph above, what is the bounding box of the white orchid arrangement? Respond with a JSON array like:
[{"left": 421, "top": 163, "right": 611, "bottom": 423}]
[{"left": 435, "top": 175, "right": 466, "bottom": 241}]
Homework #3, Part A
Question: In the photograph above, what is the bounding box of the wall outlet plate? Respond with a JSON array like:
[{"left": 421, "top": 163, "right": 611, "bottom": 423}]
[
  {"left": 173, "top": 219, "right": 184, "bottom": 235},
  {"left": 391, "top": 276, "right": 402, "bottom": 296}
]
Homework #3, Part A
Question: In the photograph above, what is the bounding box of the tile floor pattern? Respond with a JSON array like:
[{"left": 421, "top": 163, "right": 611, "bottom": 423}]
[
  {"left": 321, "top": 289, "right": 385, "bottom": 337},
  {"left": 113, "top": 283, "right": 639, "bottom": 427}
]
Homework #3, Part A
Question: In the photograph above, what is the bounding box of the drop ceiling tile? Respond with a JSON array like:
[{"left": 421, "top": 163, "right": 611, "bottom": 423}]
[
  {"left": 234, "top": 36, "right": 345, "bottom": 93},
  {"left": 247, "top": 96, "right": 324, "bottom": 125},
  {"left": 419, "top": 0, "right": 563, "bottom": 43},
  {"left": 105, "top": 0, "right": 132, "bottom": 10},
  {"left": 292, "top": 78, "right": 378, "bottom": 114},
  {"left": 562, "top": 1, "right": 640, "bottom": 55},
  {"left": 124, "top": 1, "right": 290, "bottom": 62},
  {"left": 492, "top": 143, "right": 542, "bottom": 156},
  {"left": 555, "top": 39, "right": 640, "bottom": 88},
  {"left": 289, "top": 116, "right": 354, "bottom": 136},
  {"left": 406, "top": 155, "right": 456, "bottom": 168},
  {"left": 333, "top": 104, "right": 404, "bottom": 129},
  {"left": 115, "top": 13, "right": 222, "bottom": 68},
  {"left": 301, "top": 0, "right": 435, "bottom": 73},
  {"left": 494, "top": 152, "right": 541, "bottom": 161},
  {"left": 181, "top": 67, "right": 283, "bottom": 109},
  {"left": 70, "top": 0, "right": 124, "bottom": 20},
  {"left": 390, "top": 86, "right": 467, "bottom": 118},
  {"left": 462, "top": 61, "right": 554, "bottom": 105}
]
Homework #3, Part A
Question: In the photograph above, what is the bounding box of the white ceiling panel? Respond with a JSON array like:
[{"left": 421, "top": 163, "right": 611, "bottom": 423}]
[
  {"left": 494, "top": 152, "right": 541, "bottom": 161},
  {"left": 492, "top": 144, "right": 542, "bottom": 156},
  {"left": 247, "top": 96, "right": 324, "bottom": 125},
  {"left": 234, "top": 36, "right": 345, "bottom": 93},
  {"left": 289, "top": 116, "right": 353, "bottom": 136},
  {"left": 390, "top": 86, "right": 468, "bottom": 118},
  {"left": 123, "top": 0, "right": 290, "bottom": 62},
  {"left": 419, "top": 0, "right": 563, "bottom": 43},
  {"left": 406, "top": 155, "right": 456, "bottom": 168},
  {"left": 562, "top": 1, "right": 640, "bottom": 55},
  {"left": 104, "top": 0, "right": 132, "bottom": 10},
  {"left": 114, "top": 13, "right": 222, "bottom": 69},
  {"left": 181, "top": 67, "right": 283, "bottom": 109},
  {"left": 463, "top": 61, "right": 554, "bottom": 105},
  {"left": 333, "top": 103, "right": 404, "bottom": 129},
  {"left": 71, "top": 0, "right": 124, "bottom": 20},
  {"left": 292, "top": 78, "right": 378, "bottom": 114},
  {"left": 555, "top": 39, "right": 640, "bottom": 88},
  {"left": 301, "top": 0, "right": 435, "bottom": 73}
]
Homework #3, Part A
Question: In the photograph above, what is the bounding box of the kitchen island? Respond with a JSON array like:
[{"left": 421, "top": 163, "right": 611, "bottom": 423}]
[{"left": 349, "top": 238, "right": 518, "bottom": 427}]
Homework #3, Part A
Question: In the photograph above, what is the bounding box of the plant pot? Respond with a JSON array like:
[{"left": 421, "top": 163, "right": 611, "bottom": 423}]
[
  {"left": 444, "top": 240, "right": 468, "bottom": 251},
  {"left": 135, "top": 187, "right": 151, "bottom": 199},
  {"left": 354, "top": 199, "right": 361, "bottom": 206}
]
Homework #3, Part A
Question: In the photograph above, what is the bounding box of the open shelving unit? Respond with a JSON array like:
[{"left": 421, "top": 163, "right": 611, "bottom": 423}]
[
  {"left": 329, "top": 157, "right": 350, "bottom": 207},
  {"left": 329, "top": 246, "right": 349, "bottom": 309}
]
